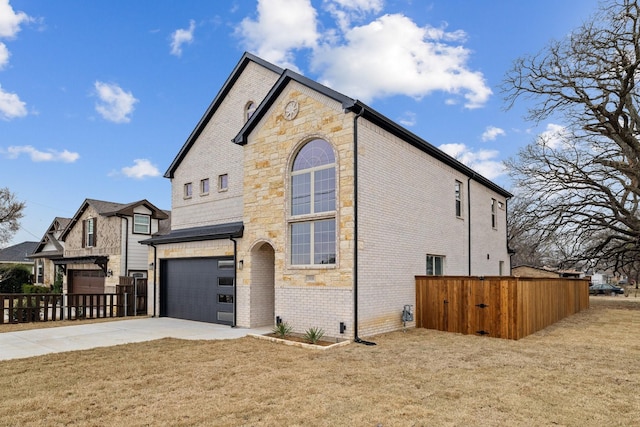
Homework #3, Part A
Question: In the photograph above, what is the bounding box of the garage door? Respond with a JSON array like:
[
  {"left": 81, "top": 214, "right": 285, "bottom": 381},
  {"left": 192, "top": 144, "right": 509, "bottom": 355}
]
[
  {"left": 69, "top": 270, "right": 105, "bottom": 294},
  {"left": 160, "top": 257, "right": 235, "bottom": 325}
]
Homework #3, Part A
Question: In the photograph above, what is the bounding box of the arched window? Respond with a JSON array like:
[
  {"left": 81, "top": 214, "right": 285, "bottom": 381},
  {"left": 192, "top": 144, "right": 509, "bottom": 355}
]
[
  {"left": 290, "top": 139, "right": 336, "bottom": 265},
  {"left": 245, "top": 101, "right": 256, "bottom": 121}
]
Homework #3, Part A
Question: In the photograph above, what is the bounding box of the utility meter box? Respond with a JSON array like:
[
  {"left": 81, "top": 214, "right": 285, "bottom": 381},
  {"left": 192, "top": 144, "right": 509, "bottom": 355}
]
[{"left": 402, "top": 304, "right": 414, "bottom": 322}]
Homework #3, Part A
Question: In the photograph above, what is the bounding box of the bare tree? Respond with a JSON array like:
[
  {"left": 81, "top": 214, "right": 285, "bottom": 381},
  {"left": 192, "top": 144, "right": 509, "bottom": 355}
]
[
  {"left": 503, "top": 0, "right": 640, "bottom": 272},
  {"left": 507, "top": 195, "right": 553, "bottom": 267},
  {"left": 0, "top": 188, "right": 26, "bottom": 246}
]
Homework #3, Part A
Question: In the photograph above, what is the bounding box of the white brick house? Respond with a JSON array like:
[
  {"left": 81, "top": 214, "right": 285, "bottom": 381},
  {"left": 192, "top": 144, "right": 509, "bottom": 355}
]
[{"left": 143, "top": 52, "right": 511, "bottom": 340}]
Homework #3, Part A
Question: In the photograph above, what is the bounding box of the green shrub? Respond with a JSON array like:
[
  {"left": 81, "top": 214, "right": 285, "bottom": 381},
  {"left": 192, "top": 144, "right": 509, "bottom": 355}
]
[
  {"left": 303, "top": 327, "right": 325, "bottom": 344},
  {"left": 0, "top": 264, "right": 31, "bottom": 293},
  {"left": 22, "top": 284, "right": 51, "bottom": 294},
  {"left": 52, "top": 269, "right": 63, "bottom": 294},
  {"left": 272, "top": 321, "right": 293, "bottom": 338}
]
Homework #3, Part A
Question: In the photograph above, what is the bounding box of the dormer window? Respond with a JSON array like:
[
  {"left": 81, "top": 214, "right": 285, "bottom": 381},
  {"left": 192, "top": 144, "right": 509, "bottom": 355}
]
[
  {"left": 245, "top": 101, "right": 256, "bottom": 121},
  {"left": 133, "top": 214, "right": 151, "bottom": 235}
]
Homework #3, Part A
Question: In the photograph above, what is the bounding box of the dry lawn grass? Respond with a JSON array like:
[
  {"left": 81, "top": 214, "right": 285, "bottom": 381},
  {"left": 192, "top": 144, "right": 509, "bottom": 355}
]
[{"left": 1, "top": 297, "right": 639, "bottom": 426}]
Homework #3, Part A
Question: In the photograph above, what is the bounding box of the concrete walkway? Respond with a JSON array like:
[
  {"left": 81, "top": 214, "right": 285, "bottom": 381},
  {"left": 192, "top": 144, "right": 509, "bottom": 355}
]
[{"left": 0, "top": 317, "right": 272, "bottom": 361}]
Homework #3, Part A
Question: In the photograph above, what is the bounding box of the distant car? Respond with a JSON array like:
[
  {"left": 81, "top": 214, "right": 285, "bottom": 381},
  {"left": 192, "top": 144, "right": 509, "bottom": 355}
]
[{"left": 589, "top": 283, "right": 625, "bottom": 295}]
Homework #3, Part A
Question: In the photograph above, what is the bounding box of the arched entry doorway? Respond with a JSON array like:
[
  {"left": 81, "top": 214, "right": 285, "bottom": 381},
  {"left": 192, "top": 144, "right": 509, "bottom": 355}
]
[{"left": 250, "top": 241, "right": 275, "bottom": 327}]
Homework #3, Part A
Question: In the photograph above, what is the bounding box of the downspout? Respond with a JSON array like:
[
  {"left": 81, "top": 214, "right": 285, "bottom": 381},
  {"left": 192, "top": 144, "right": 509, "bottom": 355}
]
[
  {"left": 229, "top": 236, "right": 238, "bottom": 328},
  {"left": 467, "top": 174, "right": 475, "bottom": 276},
  {"left": 150, "top": 243, "right": 157, "bottom": 317},
  {"left": 505, "top": 198, "right": 513, "bottom": 275},
  {"left": 352, "top": 105, "right": 376, "bottom": 346}
]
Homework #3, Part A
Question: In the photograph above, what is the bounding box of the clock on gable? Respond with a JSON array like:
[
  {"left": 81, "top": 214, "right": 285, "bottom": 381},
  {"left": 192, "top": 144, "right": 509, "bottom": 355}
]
[{"left": 284, "top": 100, "right": 299, "bottom": 120}]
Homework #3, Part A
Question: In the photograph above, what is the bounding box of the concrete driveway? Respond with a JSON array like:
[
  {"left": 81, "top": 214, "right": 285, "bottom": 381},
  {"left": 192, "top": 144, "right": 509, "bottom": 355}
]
[{"left": 0, "top": 317, "right": 271, "bottom": 361}]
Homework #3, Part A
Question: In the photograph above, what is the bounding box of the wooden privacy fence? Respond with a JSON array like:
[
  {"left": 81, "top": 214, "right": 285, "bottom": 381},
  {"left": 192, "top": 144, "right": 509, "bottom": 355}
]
[{"left": 415, "top": 276, "right": 590, "bottom": 340}]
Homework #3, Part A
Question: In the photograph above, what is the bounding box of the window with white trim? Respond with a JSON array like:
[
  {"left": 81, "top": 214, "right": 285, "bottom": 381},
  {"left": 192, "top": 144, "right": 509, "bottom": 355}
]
[
  {"left": 455, "top": 180, "right": 462, "bottom": 217},
  {"left": 84, "top": 217, "right": 96, "bottom": 248},
  {"left": 491, "top": 198, "right": 497, "bottom": 229},
  {"left": 426, "top": 255, "right": 444, "bottom": 276},
  {"left": 200, "top": 178, "right": 210, "bottom": 195},
  {"left": 133, "top": 214, "right": 151, "bottom": 234},
  {"left": 289, "top": 139, "right": 336, "bottom": 265},
  {"left": 218, "top": 174, "right": 228, "bottom": 191},
  {"left": 245, "top": 101, "right": 256, "bottom": 121},
  {"left": 184, "top": 182, "right": 192, "bottom": 198}
]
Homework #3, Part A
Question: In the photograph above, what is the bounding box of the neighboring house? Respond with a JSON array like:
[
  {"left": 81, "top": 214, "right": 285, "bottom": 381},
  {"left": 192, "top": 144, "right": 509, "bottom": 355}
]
[
  {"left": 57, "top": 199, "right": 169, "bottom": 294},
  {"left": 0, "top": 242, "right": 38, "bottom": 277},
  {"left": 588, "top": 271, "right": 614, "bottom": 286},
  {"left": 512, "top": 265, "right": 561, "bottom": 278},
  {"left": 143, "top": 52, "right": 511, "bottom": 339},
  {"left": 29, "top": 217, "right": 71, "bottom": 286},
  {"left": 512, "top": 265, "right": 584, "bottom": 279}
]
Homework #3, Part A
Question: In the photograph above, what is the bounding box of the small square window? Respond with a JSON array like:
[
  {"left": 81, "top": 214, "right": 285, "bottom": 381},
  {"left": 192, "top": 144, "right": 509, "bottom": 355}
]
[
  {"left": 218, "top": 174, "right": 228, "bottom": 191},
  {"left": 184, "top": 182, "right": 193, "bottom": 198},
  {"left": 200, "top": 178, "right": 209, "bottom": 195},
  {"left": 426, "top": 255, "right": 444, "bottom": 276}
]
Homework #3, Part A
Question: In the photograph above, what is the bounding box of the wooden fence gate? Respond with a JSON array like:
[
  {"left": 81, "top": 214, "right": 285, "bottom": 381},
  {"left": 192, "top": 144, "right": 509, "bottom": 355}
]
[
  {"left": 117, "top": 276, "right": 148, "bottom": 316},
  {"left": 415, "top": 276, "right": 590, "bottom": 340}
]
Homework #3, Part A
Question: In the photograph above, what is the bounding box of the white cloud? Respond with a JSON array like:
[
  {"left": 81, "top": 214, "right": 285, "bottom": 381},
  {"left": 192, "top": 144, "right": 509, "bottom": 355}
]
[
  {"left": 0, "top": 2, "right": 33, "bottom": 118},
  {"left": 312, "top": 14, "right": 491, "bottom": 107},
  {"left": 538, "top": 123, "right": 569, "bottom": 149},
  {"left": 121, "top": 159, "right": 160, "bottom": 179},
  {"left": 94, "top": 81, "right": 138, "bottom": 123},
  {"left": 4, "top": 145, "right": 79, "bottom": 162},
  {"left": 0, "top": 42, "right": 8, "bottom": 69},
  {"left": 236, "top": 2, "right": 491, "bottom": 107},
  {"left": 170, "top": 19, "right": 195, "bottom": 57},
  {"left": 398, "top": 111, "right": 416, "bottom": 127},
  {"left": 481, "top": 126, "right": 505, "bottom": 142},
  {"left": 439, "top": 142, "right": 506, "bottom": 180},
  {"left": 238, "top": 0, "right": 318, "bottom": 70},
  {"left": 0, "top": 0, "right": 31, "bottom": 39},
  {"left": 0, "top": 83, "right": 26, "bottom": 120},
  {"left": 324, "top": 0, "right": 383, "bottom": 32}
]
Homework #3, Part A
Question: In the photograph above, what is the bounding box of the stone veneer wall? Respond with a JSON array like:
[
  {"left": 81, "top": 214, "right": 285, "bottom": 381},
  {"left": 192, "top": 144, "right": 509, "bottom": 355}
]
[{"left": 238, "top": 82, "right": 356, "bottom": 339}]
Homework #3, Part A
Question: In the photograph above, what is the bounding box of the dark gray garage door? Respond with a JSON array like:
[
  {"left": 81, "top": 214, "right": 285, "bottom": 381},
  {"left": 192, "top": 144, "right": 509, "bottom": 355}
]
[{"left": 160, "top": 257, "right": 235, "bottom": 325}]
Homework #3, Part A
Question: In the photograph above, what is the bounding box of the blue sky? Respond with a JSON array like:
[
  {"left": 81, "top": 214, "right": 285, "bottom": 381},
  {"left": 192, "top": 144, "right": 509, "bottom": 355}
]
[{"left": 2, "top": 0, "right": 601, "bottom": 247}]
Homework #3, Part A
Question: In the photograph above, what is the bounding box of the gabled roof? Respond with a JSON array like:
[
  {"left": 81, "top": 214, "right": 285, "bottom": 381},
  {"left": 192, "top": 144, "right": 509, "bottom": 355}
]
[
  {"left": 164, "top": 52, "right": 283, "bottom": 179},
  {"left": 0, "top": 241, "right": 38, "bottom": 263},
  {"left": 166, "top": 51, "right": 510, "bottom": 198},
  {"left": 30, "top": 217, "right": 71, "bottom": 258},
  {"left": 61, "top": 198, "right": 169, "bottom": 241},
  {"left": 232, "top": 65, "right": 511, "bottom": 198},
  {"left": 231, "top": 68, "right": 356, "bottom": 146}
]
